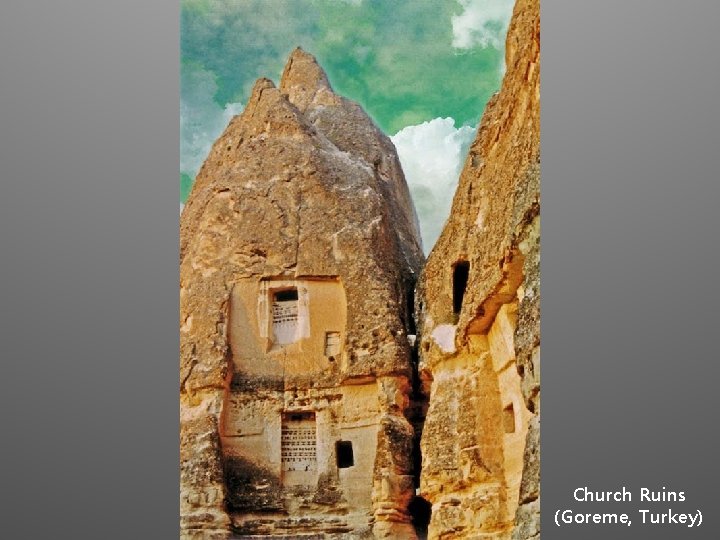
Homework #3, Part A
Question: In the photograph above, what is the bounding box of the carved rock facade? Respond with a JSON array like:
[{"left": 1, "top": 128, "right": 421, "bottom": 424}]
[
  {"left": 416, "top": 0, "right": 540, "bottom": 538},
  {"left": 181, "top": 0, "right": 540, "bottom": 535},
  {"left": 180, "top": 49, "right": 424, "bottom": 539}
]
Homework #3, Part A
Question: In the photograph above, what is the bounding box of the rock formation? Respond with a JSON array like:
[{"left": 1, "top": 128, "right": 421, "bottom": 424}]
[
  {"left": 416, "top": 0, "right": 540, "bottom": 537},
  {"left": 180, "top": 48, "right": 424, "bottom": 539}
]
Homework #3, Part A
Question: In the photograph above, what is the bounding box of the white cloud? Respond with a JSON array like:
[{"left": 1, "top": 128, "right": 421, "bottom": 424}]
[
  {"left": 451, "top": 0, "right": 514, "bottom": 50},
  {"left": 391, "top": 117, "right": 476, "bottom": 254},
  {"left": 180, "top": 63, "right": 244, "bottom": 184}
]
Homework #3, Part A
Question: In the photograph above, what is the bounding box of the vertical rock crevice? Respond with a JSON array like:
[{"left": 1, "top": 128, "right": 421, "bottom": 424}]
[{"left": 416, "top": 0, "right": 540, "bottom": 538}]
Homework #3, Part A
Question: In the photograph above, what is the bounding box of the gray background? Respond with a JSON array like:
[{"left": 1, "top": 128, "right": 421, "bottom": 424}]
[
  {"left": 0, "top": 1, "right": 180, "bottom": 537},
  {"left": 0, "top": 0, "right": 719, "bottom": 538},
  {"left": 543, "top": 0, "right": 720, "bottom": 537}
]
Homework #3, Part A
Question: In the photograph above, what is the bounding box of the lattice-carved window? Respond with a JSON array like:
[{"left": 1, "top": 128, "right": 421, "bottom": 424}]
[
  {"left": 272, "top": 288, "right": 299, "bottom": 345},
  {"left": 281, "top": 412, "right": 317, "bottom": 473}
]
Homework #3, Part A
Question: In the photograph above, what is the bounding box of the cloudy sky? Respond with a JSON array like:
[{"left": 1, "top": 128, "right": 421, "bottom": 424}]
[{"left": 181, "top": 0, "right": 514, "bottom": 252}]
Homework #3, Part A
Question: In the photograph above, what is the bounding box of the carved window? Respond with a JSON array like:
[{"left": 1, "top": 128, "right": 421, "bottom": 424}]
[
  {"left": 272, "top": 288, "right": 299, "bottom": 345},
  {"left": 336, "top": 440, "right": 354, "bottom": 469},
  {"left": 281, "top": 412, "right": 317, "bottom": 473}
]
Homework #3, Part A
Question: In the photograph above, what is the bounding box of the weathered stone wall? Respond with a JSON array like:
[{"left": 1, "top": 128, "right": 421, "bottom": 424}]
[
  {"left": 180, "top": 48, "right": 423, "bottom": 539},
  {"left": 416, "top": 0, "right": 540, "bottom": 538}
]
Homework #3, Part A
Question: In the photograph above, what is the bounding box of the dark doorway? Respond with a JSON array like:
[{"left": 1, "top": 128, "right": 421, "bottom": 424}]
[
  {"left": 335, "top": 440, "right": 354, "bottom": 468},
  {"left": 452, "top": 261, "right": 470, "bottom": 314},
  {"left": 409, "top": 496, "right": 432, "bottom": 539}
]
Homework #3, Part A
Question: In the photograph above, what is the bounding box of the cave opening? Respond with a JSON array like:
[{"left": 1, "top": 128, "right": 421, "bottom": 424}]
[{"left": 409, "top": 496, "right": 432, "bottom": 539}]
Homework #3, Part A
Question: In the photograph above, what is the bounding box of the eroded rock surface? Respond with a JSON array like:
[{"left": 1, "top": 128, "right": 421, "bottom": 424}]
[
  {"left": 180, "top": 48, "right": 423, "bottom": 539},
  {"left": 417, "top": 0, "right": 540, "bottom": 538}
]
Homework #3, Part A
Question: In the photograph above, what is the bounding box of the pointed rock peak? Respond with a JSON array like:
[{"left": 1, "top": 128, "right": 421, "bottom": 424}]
[
  {"left": 249, "top": 77, "right": 276, "bottom": 101},
  {"left": 280, "top": 48, "right": 331, "bottom": 91},
  {"left": 242, "top": 77, "right": 281, "bottom": 117},
  {"left": 280, "top": 47, "right": 334, "bottom": 110},
  {"left": 238, "top": 75, "right": 312, "bottom": 137}
]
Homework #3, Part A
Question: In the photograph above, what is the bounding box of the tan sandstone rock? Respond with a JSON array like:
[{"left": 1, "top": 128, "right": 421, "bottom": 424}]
[
  {"left": 180, "top": 48, "right": 424, "bottom": 539},
  {"left": 416, "top": 0, "right": 540, "bottom": 538}
]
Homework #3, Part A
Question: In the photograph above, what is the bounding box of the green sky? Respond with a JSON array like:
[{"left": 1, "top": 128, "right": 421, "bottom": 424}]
[{"left": 181, "top": 0, "right": 514, "bottom": 248}]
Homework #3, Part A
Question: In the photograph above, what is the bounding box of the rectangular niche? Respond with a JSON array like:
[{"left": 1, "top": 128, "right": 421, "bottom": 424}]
[
  {"left": 324, "top": 331, "right": 341, "bottom": 358},
  {"left": 503, "top": 403, "right": 516, "bottom": 434},
  {"left": 242, "top": 277, "right": 347, "bottom": 370},
  {"left": 281, "top": 412, "right": 317, "bottom": 479}
]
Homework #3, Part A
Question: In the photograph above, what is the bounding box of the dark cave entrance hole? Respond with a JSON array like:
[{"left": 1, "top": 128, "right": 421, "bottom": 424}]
[
  {"left": 409, "top": 496, "right": 432, "bottom": 539},
  {"left": 452, "top": 261, "right": 470, "bottom": 315}
]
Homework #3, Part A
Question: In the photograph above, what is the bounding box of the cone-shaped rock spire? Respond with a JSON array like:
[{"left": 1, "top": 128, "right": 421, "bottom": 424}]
[{"left": 180, "top": 48, "right": 424, "bottom": 539}]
